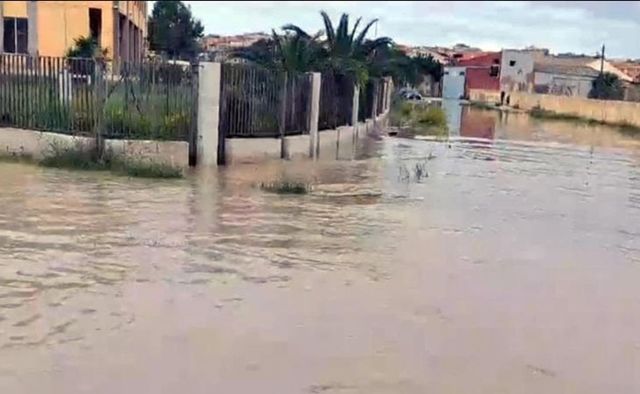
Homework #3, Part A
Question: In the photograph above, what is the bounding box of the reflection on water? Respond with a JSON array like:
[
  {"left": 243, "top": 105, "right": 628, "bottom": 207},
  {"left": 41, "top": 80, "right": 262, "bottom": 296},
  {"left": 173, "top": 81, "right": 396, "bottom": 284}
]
[{"left": 1, "top": 111, "right": 640, "bottom": 393}]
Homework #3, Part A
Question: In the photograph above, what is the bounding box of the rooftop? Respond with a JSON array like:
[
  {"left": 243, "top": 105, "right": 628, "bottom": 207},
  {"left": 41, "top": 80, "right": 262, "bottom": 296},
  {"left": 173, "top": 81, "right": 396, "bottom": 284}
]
[{"left": 534, "top": 62, "right": 600, "bottom": 78}]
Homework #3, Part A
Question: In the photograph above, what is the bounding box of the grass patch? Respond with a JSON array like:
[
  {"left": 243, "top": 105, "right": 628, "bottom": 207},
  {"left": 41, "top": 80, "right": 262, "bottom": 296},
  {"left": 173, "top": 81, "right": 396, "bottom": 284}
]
[
  {"left": 0, "top": 153, "right": 35, "bottom": 164},
  {"left": 529, "top": 107, "right": 584, "bottom": 122},
  {"left": 39, "top": 144, "right": 107, "bottom": 171},
  {"left": 415, "top": 106, "right": 447, "bottom": 127},
  {"left": 38, "top": 141, "right": 183, "bottom": 178},
  {"left": 111, "top": 159, "right": 183, "bottom": 179},
  {"left": 529, "top": 106, "right": 640, "bottom": 135},
  {"left": 390, "top": 101, "right": 448, "bottom": 137},
  {"left": 468, "top": 101, "right": 500, "bottom": 110},
  {"left": 617, "top": 122, "right": 640, "bottom": 135},
  {"left": 260, "top": 180, "right": 310, "bottom": 194}
]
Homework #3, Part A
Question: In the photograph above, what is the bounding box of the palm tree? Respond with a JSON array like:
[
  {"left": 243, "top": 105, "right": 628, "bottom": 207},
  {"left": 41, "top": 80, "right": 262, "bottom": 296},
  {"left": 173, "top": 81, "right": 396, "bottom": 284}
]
[
  {"left": 271, "top": 30, "right": 323, "bottom": 73},
  {"left": 283, "top": 11, "right": 392, "bottom": 83}
]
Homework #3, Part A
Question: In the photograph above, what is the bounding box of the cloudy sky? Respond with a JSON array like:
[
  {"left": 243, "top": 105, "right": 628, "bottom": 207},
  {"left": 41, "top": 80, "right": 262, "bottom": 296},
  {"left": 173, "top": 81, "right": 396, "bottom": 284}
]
[{"left": 181, "top": 1, "right": 640, "bottom": 59}]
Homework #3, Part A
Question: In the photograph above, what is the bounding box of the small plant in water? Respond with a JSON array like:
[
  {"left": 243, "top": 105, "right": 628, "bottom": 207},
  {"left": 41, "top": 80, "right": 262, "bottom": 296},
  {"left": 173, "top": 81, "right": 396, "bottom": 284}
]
[
  {"left": 39, "top": 140, "right": 183, "bottom": 179},
  {"left": 398, "top": 160, "right": 429, "bottom": 183},
  {"left": 260, "top": 180, "right": 311, "bottom": 195},
  {"left": 414, "top": 161, "right": 428, "bottom": 181}
]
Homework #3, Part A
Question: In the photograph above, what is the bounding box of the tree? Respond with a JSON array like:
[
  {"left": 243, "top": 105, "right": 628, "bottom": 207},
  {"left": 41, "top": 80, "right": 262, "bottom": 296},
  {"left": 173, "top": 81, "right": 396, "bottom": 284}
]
[
  {"left": 148, "top": 1, "right": 204, "bottom": 60},
  {"left": 66, "top": 36, "right": 108, "bottom": 59},
  {"left": 283, "top": 11, "right": 392, "bottom": 83},
  {"left": 368, "top": 46, "right": 442, "bottom": 88},
  {"left": 235, "top": 31, "right": 323, "bottom": 73},
  {"left": 589, "top": 72, "right": 625, "bottom": 100},
  {"left": 233, "top": 11, "right": 397, "bottom": 85}
]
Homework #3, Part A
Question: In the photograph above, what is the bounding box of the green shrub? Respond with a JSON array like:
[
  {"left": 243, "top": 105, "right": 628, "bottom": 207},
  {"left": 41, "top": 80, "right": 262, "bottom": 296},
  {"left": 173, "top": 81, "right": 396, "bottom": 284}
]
[
  {"left": 39, "top": 141, "right": 183, "bottom": 178},
  {"left": 414, "top": 106, "right": 447, "bottom": 127},
  {"left": 111, "top": 158, "right": 183, "bottom": 178},
  {"left": 159, "top": 112, "right": 190, "bottom": 140},
  {"left": 39, "top": 141, "right": 105, "bottom": 171},
  {"left": 260, "top": 180, "right": 310, "bottom": 194},
  {"left": 103, "top": 108, "right": 153, "bottom": 138}
]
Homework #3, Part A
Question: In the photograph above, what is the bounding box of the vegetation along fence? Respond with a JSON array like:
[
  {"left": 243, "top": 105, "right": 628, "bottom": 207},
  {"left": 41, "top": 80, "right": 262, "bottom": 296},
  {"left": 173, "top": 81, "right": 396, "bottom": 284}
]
[
  {"left": 358, "top": 79, "right": 377, "bottom": 122},
  {"left": 0, "top": 53, "right": 197, "bottom": 141},
  {"left": 319, "top": 72, "right": 354, "bottom": 130},
  {"left": 220, "top": 63, "right": 312, "bottom": 138}
]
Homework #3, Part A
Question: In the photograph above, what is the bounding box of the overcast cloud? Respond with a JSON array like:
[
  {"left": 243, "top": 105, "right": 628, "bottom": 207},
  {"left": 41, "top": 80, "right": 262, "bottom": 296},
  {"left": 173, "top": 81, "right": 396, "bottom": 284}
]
[{"left": 180, "top": 1, "right": 640, "bottom": 59}]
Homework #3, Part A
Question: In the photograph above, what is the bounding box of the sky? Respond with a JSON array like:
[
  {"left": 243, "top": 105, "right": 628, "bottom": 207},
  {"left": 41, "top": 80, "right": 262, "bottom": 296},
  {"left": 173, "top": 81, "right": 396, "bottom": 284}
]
[{"left": 177, "top": 1, "right": 640, "bottom": 59}]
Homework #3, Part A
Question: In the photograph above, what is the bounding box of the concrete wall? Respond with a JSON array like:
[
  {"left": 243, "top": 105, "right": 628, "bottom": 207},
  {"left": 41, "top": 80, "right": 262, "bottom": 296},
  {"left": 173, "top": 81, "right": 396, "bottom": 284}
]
[
  {"left": 197, "top": 63, "right": 393, "bottom": 166},
  {"left": 469, "top": 89, "right": 640, "bottom": 127},
  {"left": 223, "top": 114, "right": 385, "bottom": 164},
  {"left": 0, "top": 127, "right": 189, "bottom": 167},
  {"left": 442, "top": 66, "right": 466, "bottom": 99},
  {"left": 468, "top": 89, "right": 502, "bottom": 104},
  {"left": 534, "top": 71, "right": 594, "bottom": 97}
]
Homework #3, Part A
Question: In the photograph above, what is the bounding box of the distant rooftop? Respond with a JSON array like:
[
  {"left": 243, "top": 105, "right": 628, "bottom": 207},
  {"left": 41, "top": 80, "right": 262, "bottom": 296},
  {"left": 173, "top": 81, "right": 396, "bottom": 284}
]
[{"left": 534, "top": 62, "right": 600, "bottom": 78}]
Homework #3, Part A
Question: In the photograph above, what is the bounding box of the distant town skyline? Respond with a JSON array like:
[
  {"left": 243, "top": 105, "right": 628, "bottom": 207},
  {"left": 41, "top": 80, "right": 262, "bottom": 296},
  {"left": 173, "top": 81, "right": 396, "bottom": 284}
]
[{"left": 179, "top": 1, "right": 640, "bottom": 59}]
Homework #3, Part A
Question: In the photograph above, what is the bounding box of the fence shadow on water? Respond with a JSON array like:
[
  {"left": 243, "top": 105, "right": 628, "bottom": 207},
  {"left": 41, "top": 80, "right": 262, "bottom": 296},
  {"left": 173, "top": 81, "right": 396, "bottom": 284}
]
[{"left": 0, "top": 53, "right": 196, "bottom": 141}]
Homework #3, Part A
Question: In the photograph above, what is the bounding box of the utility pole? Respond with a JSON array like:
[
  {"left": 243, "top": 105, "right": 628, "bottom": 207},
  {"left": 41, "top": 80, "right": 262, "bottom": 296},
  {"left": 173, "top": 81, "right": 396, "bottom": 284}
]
[{"left": 600, "top": 44, "right": 605, "bottom": 75}]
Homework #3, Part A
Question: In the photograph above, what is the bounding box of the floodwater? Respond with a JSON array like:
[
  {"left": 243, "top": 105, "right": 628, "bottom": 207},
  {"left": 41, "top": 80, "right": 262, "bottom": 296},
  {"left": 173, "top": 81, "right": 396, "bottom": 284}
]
[{"left": 1, "top": 102, "right": 640, "bottom": 393}]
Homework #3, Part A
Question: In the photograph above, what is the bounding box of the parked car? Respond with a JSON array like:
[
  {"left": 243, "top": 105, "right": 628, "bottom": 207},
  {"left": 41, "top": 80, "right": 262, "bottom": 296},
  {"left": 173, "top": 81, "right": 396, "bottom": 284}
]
[{"left": 404, "top": 92, "right": 423, "bottom": 101}]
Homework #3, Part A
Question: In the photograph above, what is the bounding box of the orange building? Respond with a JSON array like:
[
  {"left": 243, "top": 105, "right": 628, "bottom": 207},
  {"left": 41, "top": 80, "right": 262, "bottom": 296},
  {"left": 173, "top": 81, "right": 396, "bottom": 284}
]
[{"left": 0, "top": 1, "right": 147, "bottom": 62}]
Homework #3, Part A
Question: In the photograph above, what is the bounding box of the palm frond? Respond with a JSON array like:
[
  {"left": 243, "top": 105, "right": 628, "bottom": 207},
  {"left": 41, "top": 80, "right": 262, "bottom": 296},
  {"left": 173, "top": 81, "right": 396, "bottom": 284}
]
[
  {"left": 320, "top": 11, "right": 335, "bottom": 46},
  {"left": 354, "top": 19, "right": 379, "bottom": 47}
]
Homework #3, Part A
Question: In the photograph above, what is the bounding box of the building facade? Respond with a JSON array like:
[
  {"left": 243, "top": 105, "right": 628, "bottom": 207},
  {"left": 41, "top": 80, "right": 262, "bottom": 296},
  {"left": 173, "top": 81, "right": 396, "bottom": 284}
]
[
  {"left": 499, "top": 49, "right": 540, "bottom": 93},
  {"left": 456, "top": 52, "right": 501, "bottom": 97},
  {"left": 532, "top": 64, "right": 599, "bottom": 97},
  {"left": 0, "top": 1, "right": 147, "bottom": 62},
  {"left": 442, "top": 66, "right": 466, "bottom": 99}
]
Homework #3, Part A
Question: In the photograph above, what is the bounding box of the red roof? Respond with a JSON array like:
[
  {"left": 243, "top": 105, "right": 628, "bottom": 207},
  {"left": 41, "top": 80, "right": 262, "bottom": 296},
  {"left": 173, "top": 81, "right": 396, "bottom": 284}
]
[{"left": 456, "top": 52, "right": 501, "bottom": 67}]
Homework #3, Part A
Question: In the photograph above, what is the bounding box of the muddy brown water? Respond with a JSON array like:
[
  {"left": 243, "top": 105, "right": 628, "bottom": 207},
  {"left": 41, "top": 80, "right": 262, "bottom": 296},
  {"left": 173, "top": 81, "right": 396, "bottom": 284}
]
[{"left": 1, "top": 104, "right": 640, "bottom": 393}]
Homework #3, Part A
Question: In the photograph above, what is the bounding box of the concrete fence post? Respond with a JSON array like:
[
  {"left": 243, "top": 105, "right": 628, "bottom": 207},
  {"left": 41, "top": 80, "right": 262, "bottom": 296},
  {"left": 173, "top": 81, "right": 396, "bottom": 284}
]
[
  {"left": 27, "top": 1, "right": 38, "bottom": 57},
  {"left": 382, "top": 79, "right": 388, "bottom": 112},
  {"left": 0, "top": 2, "right": 4, "bottom": 53},
  {"left": 197, "top": 62, "right": 221, "bottom": 166},
  {"left": 308, "top": 72, "right": 321, "bottom": 158},
  {"left": 371, "top": 80, "right": 379, "bottom": 122},
  {"left": 384, "top": 78, "right": 391, "bottom": 111},
  {"left": 351, "top": 83, "right": 360, "bottom": 139}
]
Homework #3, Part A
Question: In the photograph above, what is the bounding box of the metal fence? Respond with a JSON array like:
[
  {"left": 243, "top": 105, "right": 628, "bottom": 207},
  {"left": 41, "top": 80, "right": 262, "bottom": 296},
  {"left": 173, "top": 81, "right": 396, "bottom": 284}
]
[
  {"left": 359, "top": 79, "right": 376, "bottom": 122},
  {"left": 0, "top": 54, "right": 196, "bottom": 141},
  {"left": 104, "top": 60, "right": 197, "bottom": 141},
  {"left": 219, "top": 63, "right": 312, "bottom": 138},
  {"left": 318, "top": 72, "right": 354, "bottom": 130},
  {"left": 0, "top": 54, "right": 98, "bottom": 133}
]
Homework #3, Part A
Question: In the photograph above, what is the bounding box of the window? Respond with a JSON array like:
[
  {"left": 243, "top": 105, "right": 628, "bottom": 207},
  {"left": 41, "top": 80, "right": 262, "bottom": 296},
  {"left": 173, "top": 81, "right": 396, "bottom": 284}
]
[
  {"left": 89, "top": 8, "right": 102, "bottom": 43},
  {"left": 444, "top": 71, "right": 450, "bottom": 75},
  {"left": 459, "top": 71, "right": 465, "bottom": 76},
  {"left": 490, "top": 65, "right": 500, "bottom": 77},
  {"left": 509, "top": 60, "right": 516, "bottom": 67},
  {"left": 3, "top": 17, "right": 28, "bottom": 54}
]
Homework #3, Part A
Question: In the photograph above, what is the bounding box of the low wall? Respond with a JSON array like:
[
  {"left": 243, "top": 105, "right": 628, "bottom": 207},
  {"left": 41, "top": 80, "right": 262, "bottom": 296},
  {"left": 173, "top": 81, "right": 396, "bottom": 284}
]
[
  {"left": 224, "top": 113, "right": 384, "bottom": 164},
  {"left": 468, "top": 89, "right": 502, "bottom": 104},
  {"left": 469, "top": 89, "right": 640, "bottom": 127},
  {"left": 0, "top": 127, "right": 189, "bottom": 167}
]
